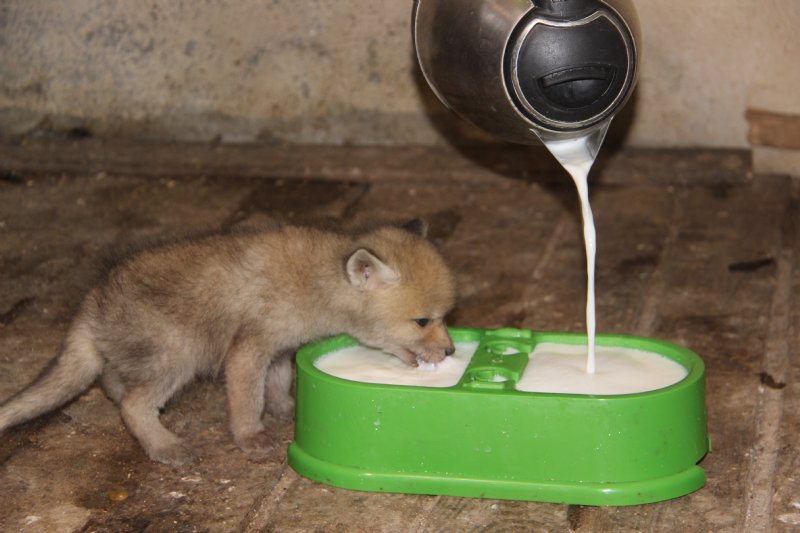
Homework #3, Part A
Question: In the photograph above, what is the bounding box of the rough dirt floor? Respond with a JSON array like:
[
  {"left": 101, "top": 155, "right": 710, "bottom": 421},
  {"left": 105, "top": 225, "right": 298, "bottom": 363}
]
[{"left": 0, "top": 140, "right": 798, "bottom": 532}]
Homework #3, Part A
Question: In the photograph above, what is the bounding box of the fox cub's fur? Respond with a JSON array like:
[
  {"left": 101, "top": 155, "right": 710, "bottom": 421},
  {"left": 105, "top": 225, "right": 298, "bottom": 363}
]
[{"left": 0, "top": 220, "right": 456, "bottom": 465}]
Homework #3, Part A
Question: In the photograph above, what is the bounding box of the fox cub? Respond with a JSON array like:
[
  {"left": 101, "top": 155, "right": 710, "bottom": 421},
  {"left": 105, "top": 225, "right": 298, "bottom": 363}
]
[{"left": 0, "top": 220, "right": 456, "bottom": 465}]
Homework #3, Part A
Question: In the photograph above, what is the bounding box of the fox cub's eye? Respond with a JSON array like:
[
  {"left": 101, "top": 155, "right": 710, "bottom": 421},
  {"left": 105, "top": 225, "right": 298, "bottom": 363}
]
[{"left": 414, "top": 318, "right": 430, "bottom": 327}]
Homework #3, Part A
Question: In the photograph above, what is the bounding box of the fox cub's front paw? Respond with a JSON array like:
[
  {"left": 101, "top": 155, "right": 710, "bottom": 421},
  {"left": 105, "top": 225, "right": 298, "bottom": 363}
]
[{"left": 235, "top": 430, "right": 276, "bottom": 456}]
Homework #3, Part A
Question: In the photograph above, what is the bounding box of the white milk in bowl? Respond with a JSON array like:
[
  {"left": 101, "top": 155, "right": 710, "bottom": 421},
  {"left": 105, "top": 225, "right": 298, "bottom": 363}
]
[
  {"left": 516, "top": 342, "right": 688, "bottom": 395},
  {"left": 314, "top": 342, "right": 479, "bottom": 387}
]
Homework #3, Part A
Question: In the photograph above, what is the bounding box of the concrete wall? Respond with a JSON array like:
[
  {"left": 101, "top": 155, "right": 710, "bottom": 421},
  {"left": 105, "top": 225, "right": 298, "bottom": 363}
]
[{"left": 0, "top": 0, "right": 798, "bottom": 149}]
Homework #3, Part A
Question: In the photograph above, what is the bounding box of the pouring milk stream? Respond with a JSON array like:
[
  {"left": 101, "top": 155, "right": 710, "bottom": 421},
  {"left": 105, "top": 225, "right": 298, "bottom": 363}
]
[{"left": 535, "top": 119, "right": 612, "bottom": 374}]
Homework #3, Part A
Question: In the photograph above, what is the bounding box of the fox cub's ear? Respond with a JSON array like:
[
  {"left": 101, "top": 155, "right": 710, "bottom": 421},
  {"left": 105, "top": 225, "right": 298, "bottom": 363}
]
[
  {"left": 346, "top": 249, "right": 400, "bottom": 290},
  {"left": 399, "top": 218, "right": 428, "bottom": 238}
]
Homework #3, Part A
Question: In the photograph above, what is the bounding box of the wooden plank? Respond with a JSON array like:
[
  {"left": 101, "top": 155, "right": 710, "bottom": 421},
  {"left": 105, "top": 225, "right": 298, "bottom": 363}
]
[
  {"left": 0, "top": 139, "right": 554, "bottom": 184},
  {"left": 747, "top": 108, "right": 800, "bottom": 150},
  {"left": 0, "top": 138, "right": 751, "bottom": 185},
  {"left": 767, "top": 179, "right": 800, "bottom": 532}
]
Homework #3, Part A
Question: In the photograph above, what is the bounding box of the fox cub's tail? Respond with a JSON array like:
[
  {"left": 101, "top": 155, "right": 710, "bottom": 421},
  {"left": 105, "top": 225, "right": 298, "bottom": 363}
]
[{"left": 0, "top": 320, "right": 103, "bottom": 433}]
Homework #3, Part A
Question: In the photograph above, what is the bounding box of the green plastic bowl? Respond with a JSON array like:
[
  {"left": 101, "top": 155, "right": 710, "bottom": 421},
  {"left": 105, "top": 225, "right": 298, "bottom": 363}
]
[{"left": 288, "top": 327, "right": 709, "bottom": 506}]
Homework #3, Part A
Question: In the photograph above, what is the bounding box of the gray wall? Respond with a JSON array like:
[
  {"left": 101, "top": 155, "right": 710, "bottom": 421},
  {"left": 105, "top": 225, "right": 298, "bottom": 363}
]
[{"left": 1, "top": 1, "right": 798, "bottom": 149}]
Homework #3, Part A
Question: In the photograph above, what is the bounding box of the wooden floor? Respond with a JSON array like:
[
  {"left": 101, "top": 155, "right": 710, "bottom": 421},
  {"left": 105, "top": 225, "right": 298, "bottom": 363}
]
[{"left": 0, "top": 140, "right": 797, "bottom": 532}]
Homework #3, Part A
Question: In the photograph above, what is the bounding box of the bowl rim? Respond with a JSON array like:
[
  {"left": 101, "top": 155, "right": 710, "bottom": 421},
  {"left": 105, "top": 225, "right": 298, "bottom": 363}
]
[{"left": 296, "top": 327, "right": 705, "bottom": 399}]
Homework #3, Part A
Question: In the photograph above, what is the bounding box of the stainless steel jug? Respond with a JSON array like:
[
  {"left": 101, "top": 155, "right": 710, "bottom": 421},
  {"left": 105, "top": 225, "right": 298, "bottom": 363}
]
[{"left": 413, "top": 0, "right": 641, "bottom": 144}]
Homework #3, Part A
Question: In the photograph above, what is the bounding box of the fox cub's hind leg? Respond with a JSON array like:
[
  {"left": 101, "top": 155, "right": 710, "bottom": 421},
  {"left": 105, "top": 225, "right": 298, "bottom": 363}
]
[{"left": 119, "top": 369, "right": 197, "bottom": 466}]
